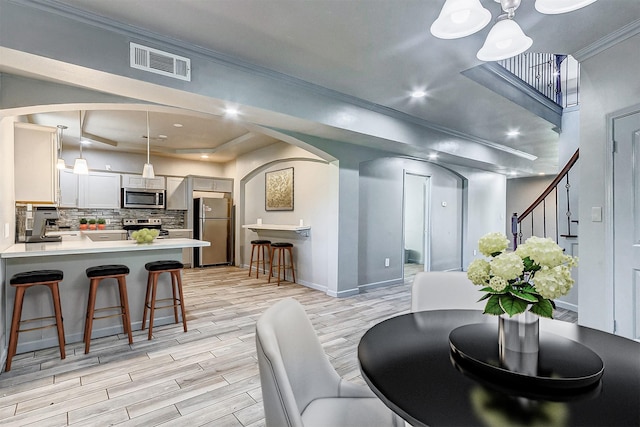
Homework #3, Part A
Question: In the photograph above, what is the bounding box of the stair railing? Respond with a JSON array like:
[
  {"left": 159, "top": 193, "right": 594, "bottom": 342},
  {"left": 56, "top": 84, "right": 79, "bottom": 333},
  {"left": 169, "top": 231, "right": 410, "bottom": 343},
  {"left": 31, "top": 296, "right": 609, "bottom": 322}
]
[
  {"left": 499, "top": 54, "right": 580, "bottom": 108},
  {"left": 511, "top": 149, "right": 579, "bottom": 249}
]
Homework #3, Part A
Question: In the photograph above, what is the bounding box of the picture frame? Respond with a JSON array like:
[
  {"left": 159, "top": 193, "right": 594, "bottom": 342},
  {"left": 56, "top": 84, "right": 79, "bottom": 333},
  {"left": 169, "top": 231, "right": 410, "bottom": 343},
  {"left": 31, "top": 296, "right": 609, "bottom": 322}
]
[{"left": 265, "top": 167, "right": 294, "bottom": 211}]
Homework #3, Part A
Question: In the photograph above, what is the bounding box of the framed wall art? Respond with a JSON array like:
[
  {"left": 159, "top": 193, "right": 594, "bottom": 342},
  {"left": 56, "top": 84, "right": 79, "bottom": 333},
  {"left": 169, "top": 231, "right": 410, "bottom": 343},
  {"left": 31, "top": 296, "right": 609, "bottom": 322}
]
[{"left": 265, "top": 167, "right": 294, "bottom": 211}]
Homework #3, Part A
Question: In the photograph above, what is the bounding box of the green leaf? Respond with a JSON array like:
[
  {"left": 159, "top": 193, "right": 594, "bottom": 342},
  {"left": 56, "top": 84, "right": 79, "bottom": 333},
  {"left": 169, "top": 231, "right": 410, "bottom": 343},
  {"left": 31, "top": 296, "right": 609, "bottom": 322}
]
[
  {"left": 483, "top": 294, "right": 504, "bottom": 315},
  {"left": 479, "top": 286, "right": 504, "bottom": 295},
  {"left": 509, "top": 289, "right": 539, "bottom": 303},
  {"left": 477, "top": 293, "right": 492, "bottom": 302},
  {"left": 530, "top": 299, "right": 554, "bottom": 318},
  {"left": 521, "top": 285, "right": 538, "bottom": 294},
  {"left": 499, "top": 295, "right": 528, "bottom": 316}
]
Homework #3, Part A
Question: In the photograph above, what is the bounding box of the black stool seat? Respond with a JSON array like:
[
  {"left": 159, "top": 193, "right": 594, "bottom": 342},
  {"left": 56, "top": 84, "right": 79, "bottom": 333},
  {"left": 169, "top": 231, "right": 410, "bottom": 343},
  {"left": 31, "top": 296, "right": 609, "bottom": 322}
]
[
  {"left": 271, "top": 242, "right": 293, "bottom": 248},
  {"left": 86, "top": 265, "right": 130, "bottom": 278},
  {"left": 10, "top": 270, "right": 63, "bottom": 285},
  {"left": 145, "top": 260, "right": 184, "bottom": 271},
  {"left": 251, "top": 239, "right": 271, "bottom": 245}
]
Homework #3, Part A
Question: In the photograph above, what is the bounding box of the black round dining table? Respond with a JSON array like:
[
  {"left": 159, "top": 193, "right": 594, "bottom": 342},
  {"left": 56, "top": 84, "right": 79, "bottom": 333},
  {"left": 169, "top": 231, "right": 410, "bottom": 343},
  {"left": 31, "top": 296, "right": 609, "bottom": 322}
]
[{"left": 357, "top": 310, "right": 640, "bottom": 427}]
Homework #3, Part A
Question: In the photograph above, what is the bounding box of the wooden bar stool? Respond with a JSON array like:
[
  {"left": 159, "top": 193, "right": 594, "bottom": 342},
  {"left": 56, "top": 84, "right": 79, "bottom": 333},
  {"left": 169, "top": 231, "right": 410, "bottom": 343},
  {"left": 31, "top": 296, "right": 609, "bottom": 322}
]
[
  {"left": 6, "top": 270, "right": 66, "bottom": 372},
  {"left": 142, "top": 260, "right": 187, "bottom": 340},
  {"left": 248, "top": 240, "right": 271, "bottom": 278},
  {"left": 83, "top": 265, "right": 133, "bottom": 354},
  {"left": 268, "top": 242, "right": 296, "bottom": 286}
]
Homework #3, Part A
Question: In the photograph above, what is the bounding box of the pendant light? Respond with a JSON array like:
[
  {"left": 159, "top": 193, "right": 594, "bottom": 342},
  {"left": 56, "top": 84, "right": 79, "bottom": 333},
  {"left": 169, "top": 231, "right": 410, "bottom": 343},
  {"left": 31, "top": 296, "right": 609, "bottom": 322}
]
[
  {"left": 56, "top": 125, "right": 67, "bottom": 169},
  {"left": 431, "top": 0, "right": 597, "bottom": 61},
  {"left": 476, "top": 15, "right": 532, "bottom": 61},
  {"left": 73, "top": 111, "right": 89, "bottom": 175},
  {"left": 535, "top": 0, "right": 597, "bottom": 15},
  {"left": 430, "top": 0, "right": 491, "bottom": 39},
  {"left": 142, "top": 111, "right": 155, "bottom": 179}
]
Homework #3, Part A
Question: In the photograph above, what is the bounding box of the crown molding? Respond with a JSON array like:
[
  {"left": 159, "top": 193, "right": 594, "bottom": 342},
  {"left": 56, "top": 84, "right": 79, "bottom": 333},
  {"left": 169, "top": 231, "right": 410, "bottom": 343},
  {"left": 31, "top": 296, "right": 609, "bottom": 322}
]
[{"left": 574, "top": 19, "right": 640, "bottom": 62}]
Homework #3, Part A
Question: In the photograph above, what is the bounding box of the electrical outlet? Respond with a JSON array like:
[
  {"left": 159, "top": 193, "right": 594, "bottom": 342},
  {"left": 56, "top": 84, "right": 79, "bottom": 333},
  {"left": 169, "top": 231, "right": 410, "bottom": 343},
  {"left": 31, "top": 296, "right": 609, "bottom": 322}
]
[
  {"left": 105, "top": 219, "right": 111, "bottom": 225},
  {"left": 385, "top": 258, "right": 390, "bottom": 267}
]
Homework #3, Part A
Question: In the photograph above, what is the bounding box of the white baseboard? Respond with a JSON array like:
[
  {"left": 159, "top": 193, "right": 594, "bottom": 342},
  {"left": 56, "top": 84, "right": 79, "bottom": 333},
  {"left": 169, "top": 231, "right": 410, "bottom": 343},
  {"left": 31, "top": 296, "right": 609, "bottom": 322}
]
[{"left": 554, "top": 300, "right": 578, "bottom": 312}]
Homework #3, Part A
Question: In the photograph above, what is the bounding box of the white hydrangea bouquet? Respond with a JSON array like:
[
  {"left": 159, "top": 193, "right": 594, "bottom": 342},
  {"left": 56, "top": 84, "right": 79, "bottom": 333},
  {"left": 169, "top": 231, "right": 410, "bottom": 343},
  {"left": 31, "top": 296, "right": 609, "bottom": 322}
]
[{"left": 467, "top": 232, "right": 578, "bottom": 318}]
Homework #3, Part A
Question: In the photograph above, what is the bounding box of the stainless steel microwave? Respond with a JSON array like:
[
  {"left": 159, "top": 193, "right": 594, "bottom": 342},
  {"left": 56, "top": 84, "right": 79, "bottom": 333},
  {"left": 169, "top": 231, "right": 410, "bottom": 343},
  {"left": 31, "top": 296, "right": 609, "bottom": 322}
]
[{"left": 122, "top": 188, "right": 165, "bottom": 209}]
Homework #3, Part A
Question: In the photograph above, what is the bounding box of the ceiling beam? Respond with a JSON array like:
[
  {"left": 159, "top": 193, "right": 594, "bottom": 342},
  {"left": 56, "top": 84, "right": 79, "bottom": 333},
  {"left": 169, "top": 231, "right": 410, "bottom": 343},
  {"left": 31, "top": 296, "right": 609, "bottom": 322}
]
[{"left": 173, "top": 132, "right": 254, "bottom": 154}]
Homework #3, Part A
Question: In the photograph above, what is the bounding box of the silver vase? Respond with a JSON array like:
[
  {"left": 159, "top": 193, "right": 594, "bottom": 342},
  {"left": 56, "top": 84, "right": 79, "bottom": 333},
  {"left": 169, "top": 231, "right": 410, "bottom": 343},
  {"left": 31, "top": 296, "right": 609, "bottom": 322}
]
[{"left": 498, "top": 311, "right": 540, "bottom": 376}]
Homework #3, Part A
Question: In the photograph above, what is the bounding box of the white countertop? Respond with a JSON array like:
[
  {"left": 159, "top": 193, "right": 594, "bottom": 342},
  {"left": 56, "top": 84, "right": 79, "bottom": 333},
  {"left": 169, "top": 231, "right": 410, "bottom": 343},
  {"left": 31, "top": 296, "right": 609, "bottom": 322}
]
[
  {"left": 1, "top": 238, "right": 209, "bottom": 259},
  {"left": 242, "top": 223, "right": 311, "bottom": 236}
]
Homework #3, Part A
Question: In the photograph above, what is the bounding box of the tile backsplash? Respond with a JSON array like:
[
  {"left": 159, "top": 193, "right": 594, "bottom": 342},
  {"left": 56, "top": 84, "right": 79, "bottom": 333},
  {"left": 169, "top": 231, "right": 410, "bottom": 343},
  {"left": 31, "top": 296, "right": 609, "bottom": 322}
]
[{"left": 16, "top": 206, "right": 187, "bottom": 240}]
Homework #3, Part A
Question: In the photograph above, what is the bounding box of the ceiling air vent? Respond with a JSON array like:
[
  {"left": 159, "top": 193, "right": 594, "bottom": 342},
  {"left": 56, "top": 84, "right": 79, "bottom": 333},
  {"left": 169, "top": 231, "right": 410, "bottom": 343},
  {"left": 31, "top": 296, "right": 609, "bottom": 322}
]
[{"left": 130, "top": 42, "right": 191, "bottom": 81}]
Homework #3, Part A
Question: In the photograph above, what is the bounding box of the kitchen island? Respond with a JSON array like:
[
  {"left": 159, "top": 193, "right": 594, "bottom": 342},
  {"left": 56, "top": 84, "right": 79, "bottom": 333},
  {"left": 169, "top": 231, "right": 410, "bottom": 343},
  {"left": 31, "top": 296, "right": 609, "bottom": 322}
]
[{"left": 1, "top": 237, "right": 210, "bottom": 354}]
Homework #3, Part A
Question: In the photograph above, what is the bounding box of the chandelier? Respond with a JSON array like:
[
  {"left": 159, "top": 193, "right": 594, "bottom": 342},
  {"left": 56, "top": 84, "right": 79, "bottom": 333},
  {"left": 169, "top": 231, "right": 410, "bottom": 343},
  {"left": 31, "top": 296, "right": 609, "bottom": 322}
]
[{"left": 430, "top": 0, "right": 598, "bottom": 61}]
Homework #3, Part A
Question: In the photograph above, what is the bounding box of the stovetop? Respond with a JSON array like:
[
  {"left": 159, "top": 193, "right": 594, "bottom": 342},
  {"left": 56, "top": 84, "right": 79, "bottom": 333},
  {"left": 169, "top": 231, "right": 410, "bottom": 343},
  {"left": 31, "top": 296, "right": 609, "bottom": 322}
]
[{"left": 122, "top": 218, "right": 162, "bottom": 230}]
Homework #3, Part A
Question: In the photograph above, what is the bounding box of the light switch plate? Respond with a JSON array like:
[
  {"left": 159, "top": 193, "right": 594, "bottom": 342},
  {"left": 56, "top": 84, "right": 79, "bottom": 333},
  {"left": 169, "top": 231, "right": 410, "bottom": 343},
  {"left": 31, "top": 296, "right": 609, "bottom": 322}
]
[
  {"left": 4, "top": 223, "right": 9, "bottom": 238},
  {"left": 591, "top": 207, "right": 602, "bottom": 222}
]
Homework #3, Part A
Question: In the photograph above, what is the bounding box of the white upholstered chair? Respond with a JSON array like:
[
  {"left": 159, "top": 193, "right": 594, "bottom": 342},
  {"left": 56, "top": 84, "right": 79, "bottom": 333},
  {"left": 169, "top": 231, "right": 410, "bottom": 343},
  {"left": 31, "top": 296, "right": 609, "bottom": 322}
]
[
  {"left": 410, "top": 271, "right": 483, "bottom": 312},
  {"left": 256, "top": 297, "right": 405, "bottom": 427}
]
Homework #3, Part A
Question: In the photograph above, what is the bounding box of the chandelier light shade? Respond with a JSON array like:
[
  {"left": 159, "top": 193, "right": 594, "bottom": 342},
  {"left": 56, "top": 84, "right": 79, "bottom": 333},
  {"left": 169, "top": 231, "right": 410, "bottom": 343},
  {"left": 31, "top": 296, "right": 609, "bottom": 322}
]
[
  {"left": 73, "top": 111, "right": 89, "bottom": 175},
  {"left": 142, "top": 111, "right": 155, "bottom": 179},
  {"left": 430, "top": 0, "right": 491, "bottom": 39},
  {"left": 535, "top": 0, "right": 598, "bottom": 15},
  {"left": 476, "top": 17, "right": 533, "bottom": 61}
]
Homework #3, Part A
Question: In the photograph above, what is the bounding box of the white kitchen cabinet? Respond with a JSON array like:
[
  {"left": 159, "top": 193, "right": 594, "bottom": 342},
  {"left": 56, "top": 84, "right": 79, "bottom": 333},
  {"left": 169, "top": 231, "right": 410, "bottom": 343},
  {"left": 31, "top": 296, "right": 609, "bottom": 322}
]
[
  {"left": 122, "top": 174, "right": 165, "bottom": 190},
  {"left": 167, "top": 229, "right": 193, "bottom": 267},
  {"left": 166, "top": 176, "right": 188, "bottom": 210},
  {"left": 84, "top": 231, "right": 128, "bottom": 241},
  {"left": 59, "top": 169, "right": 121, "bottom": 208},
  {"left": 14, "top": 124, "right": 57, "bottom": 204},
  {"left": 192, "top": 177, "right": 233, "bottom": 193},
  {"left": 81, "top": 172, "right": 121, "bottom": 208}
]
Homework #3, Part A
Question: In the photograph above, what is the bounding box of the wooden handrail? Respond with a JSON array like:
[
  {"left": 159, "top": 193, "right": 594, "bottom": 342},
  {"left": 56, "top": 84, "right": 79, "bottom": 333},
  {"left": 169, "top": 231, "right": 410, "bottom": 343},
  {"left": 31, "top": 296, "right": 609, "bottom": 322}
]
[{"left": 517, "top": 149, "right": 579, "bottom": 223}]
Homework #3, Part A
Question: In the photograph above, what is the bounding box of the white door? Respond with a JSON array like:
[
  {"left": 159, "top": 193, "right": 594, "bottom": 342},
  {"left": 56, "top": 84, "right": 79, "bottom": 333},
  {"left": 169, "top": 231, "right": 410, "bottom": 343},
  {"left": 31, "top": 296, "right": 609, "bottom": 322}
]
[{"left": 613, "top": 109, "right": 640, "bottom": 339}]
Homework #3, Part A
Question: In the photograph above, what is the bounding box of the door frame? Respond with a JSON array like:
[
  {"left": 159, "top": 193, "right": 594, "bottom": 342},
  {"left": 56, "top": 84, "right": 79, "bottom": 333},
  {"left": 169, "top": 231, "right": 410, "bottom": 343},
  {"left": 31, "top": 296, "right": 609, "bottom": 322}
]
[
  {"left": 402, "top": 171, "right": 432, "bottom": 275},
  {"left": 610, "top": 104, "right": 640, "bottom": 338}
]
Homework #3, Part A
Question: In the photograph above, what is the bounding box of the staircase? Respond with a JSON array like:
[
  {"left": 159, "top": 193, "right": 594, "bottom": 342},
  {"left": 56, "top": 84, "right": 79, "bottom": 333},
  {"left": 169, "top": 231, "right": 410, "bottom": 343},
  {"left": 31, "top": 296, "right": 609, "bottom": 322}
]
[{"left": 511, "top": 149, "right": 579, "bottom": 249}]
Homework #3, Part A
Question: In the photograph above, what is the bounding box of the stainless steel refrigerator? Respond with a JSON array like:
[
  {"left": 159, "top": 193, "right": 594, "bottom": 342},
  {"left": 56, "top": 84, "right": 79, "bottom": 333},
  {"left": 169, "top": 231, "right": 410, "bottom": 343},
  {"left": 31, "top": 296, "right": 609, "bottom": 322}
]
[{"left": 194, "top": 197, "right": 233, "bottom": 266}]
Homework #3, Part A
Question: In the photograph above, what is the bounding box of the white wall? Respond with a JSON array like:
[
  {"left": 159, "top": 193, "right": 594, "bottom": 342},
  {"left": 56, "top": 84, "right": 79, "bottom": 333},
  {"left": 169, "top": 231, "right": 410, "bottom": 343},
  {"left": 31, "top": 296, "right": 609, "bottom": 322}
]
[
  {"left": 236, "top": 142, "right": 332, "bottom": 291},
  {"left": 452, "top": 166, "right": 507, "bottom": 271},
  {"left": 579, "top": 33, "right": 640, "bottom": 332}
]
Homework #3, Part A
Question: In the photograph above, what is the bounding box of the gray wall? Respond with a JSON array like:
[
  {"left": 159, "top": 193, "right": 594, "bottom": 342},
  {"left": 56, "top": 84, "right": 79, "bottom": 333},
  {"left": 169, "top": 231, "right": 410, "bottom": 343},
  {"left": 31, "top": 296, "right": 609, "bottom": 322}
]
[
  {"left": 359, "top": 157, "right": 464, "bottom": 287},
  {"left": 578, "top": 33, "right": 640, "bottom": 332}
]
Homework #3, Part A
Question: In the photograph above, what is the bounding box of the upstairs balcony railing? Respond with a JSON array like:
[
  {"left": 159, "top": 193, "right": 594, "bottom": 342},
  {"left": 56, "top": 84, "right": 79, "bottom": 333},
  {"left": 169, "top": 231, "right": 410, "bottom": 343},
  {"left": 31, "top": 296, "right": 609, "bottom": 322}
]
[
  {"left": 499, "top": 54, "right": 580, "bottom": 108},
  {"left": 511, "top": 149, "right": 579, "bottom": 249}
]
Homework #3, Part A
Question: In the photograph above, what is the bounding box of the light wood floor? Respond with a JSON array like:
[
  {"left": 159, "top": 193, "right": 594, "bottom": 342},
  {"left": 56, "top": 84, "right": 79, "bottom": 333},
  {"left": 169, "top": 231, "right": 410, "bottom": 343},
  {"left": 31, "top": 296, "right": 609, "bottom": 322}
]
[{"left": 0, "top": 266, "right": 576, "bottom": 426}]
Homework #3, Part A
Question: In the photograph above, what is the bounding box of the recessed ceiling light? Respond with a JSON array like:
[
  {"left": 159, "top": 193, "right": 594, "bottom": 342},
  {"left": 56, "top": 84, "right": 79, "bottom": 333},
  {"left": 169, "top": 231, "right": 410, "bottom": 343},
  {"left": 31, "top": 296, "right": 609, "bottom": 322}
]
[
  {"left": 509, "top": 171, "right": 518, "bottom": 176},
  {"left": 225, "top": 107, "right": 239, "bottom": 117},
  {"left": 506, "top": 130, "right": 520, "bottom": 137},
  {"left": 173, "top": 123, "right": 183, "bottom": 128},
  {"left": 200, "top": 154, "right": 209, "bottom": 159},
  {"left": 158, "top": 134, "right": 167, "bottom": 139},
  {"left": 429, "top": 153, "right": 439, "bottom": 160},
  {"left": 410, "top": 89, "right": 427, "bottom": 98}
]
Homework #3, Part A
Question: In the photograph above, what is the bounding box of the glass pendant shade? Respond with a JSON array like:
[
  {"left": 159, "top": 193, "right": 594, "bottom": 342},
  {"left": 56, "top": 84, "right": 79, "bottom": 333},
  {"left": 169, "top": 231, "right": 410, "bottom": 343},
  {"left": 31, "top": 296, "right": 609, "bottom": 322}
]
[
  {"left": 476, "top": 18, "right": 533, "bottom": 61},
  {"left": 535, "top": 0, "right": 597, "bottom": 14},
  {"left": 142, "top": 163, "right": 155, "bottom": 179},
  {"left": 142, "top": 111, "right": 155, "bottom": 179},
  {"left": 73, "top": 158, "right": 89, "bottom": 175},
  {"left": 430, "top": 0, "right": 491, "bottom": 39},
  {"left": 56, "top": 158, "right": 66, "bottom": 169}
]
